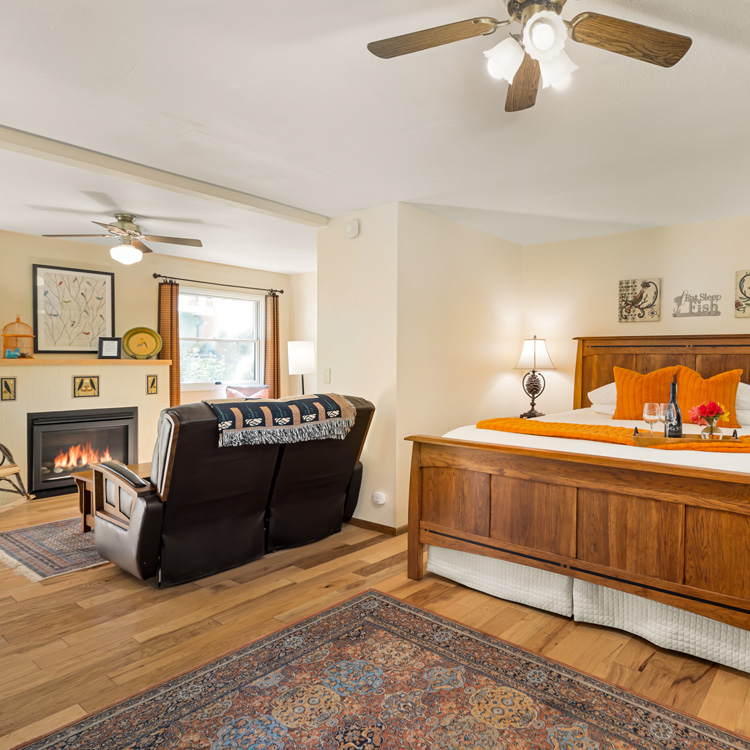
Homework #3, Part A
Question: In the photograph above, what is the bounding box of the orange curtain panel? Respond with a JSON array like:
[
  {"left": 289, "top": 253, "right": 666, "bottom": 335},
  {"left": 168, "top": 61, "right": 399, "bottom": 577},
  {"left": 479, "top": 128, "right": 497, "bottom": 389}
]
[
  {"left": 158, "top": 281, "right": 181, "bottom": 407},
  {"left": 265, "top": 293, "right": 280, "bottom": 399}
]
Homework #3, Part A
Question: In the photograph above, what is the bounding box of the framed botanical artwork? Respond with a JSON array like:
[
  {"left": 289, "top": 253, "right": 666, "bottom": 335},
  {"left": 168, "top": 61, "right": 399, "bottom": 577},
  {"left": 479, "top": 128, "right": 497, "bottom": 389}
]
[
  {"left": 33, "top": 264, "right": 115, "bottom": 354},
  {"left": 736, "top": 270, "right": 750, "bottom": 317},
  {"left": 1, "top": 377, "right": 16, "bottom": 401},
  {"left": 146, "top": 374, "right": 158, "bottom": 395},
  {"left": 98, "top": 336, "right": 122, "bottom": 359}
]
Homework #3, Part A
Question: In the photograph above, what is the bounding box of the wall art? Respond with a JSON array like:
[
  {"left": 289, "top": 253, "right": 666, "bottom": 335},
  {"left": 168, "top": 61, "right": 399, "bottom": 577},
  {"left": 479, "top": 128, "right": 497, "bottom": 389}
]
[
  {"left": 618, "top": 278, "right": 660, "bottom": 322},
  {"left": 1, "top": 377, "right": 16, "bottom": 401},
  {"left": 73, "top": 376, "right": 100, "bottom": 398},
  {"left": 672, "top": 290, "right": 721, "bottom": 317},
  {"left": 33, "top": 265, "right": 115, "bottom": 354},
  {"left": 736, "top": 270, "right": 750, "bottom": 317},
  {"left": 146, "top": 374, "right": 158, "bottom": 395}
]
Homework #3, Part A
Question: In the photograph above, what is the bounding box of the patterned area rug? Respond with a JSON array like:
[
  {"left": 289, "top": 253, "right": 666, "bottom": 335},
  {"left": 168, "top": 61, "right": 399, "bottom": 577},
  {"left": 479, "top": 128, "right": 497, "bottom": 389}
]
[
  {"left": 0, "top": 518, "right": 106, "bottom": 581},
  {"left": 16, "top": 591, "right": 749, "bottom": 750}
]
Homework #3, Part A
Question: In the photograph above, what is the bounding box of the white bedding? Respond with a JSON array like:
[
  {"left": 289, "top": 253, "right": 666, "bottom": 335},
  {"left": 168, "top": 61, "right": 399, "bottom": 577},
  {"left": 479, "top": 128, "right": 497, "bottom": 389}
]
[
  {"left": 444, "top": 407, "right": 750, "bottom": 475},
  {"left": 428, "top": 408, "right": 750, "bottom": 672}
]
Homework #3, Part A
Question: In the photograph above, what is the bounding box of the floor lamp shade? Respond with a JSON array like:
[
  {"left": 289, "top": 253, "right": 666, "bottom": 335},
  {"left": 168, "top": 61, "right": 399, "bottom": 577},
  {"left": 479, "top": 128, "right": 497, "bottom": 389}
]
[{"left": 288, "top": 341, "right": 315, "bottom": 394}]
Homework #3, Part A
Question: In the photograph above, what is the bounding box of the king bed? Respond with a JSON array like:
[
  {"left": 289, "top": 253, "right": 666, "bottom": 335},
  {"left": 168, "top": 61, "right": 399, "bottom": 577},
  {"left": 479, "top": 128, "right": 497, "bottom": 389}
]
[{"left": 406, "top": 334, "right": 750, "bottom": 671}]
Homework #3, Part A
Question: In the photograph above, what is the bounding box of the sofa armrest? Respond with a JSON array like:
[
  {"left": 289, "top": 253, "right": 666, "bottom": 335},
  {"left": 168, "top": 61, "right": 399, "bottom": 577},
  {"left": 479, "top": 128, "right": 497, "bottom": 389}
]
[
  {"left": 95, "top": 493, "right": 164, "bottom": 580},
  {"left": 93, "top": 462, "right": 157, "bottom": 531}
]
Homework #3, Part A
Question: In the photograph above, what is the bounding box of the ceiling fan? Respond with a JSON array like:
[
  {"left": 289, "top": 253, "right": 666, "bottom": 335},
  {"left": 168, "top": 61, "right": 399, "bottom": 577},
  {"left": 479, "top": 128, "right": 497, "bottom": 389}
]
[
  {"left": 367, "top": 0, "right": 692, "bottom": 112},
  {"left": 42, "top": 213, "right": 203, "bottom": 265}
]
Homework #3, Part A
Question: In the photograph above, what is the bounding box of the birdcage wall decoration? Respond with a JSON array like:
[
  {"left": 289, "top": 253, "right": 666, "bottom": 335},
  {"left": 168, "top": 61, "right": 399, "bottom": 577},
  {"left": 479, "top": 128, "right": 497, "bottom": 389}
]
[{"left": 2, "top": 315, "right": 35, "bottom": 358}]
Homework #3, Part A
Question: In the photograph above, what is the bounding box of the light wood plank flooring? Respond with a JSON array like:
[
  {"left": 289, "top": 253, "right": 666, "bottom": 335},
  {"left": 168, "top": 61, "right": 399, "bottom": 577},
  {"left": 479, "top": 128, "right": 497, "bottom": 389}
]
[{"left": 0, "top": 494, "right": 748, "bottom": 748}]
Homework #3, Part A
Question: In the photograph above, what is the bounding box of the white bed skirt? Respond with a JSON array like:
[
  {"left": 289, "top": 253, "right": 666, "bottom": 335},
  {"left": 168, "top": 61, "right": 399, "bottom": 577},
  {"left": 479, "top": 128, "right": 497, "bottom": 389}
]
[{"left": 427, "top": 546, "right": 749, "bottom": 673}]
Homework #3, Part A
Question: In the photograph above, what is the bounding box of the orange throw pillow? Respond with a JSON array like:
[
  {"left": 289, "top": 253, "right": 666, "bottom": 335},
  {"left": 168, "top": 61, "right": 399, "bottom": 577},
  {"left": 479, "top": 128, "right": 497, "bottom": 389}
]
[
  {"left": 612, "top": 365, "right": 680, "bottom": 420},
  {"left": 675, "top": 367, "right": 742, "bottom": 428}
]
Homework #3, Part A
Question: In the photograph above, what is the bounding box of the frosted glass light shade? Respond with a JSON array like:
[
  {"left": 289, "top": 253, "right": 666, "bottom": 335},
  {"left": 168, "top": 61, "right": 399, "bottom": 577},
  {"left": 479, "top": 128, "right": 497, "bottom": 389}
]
[
  {"left": 539, "top": 50, "right": 578, "bottom": 89},
  {"left": 110, "top": 242, "right": 143, "bottom": 265},
  {"left": 288, "top": 341, "right": 316, "bottom": 375},
  {"left": 484, "top": 37, "right": 525, "bottom": 83},
  {"left": 522, "top": 10, "right": 567, "bottom": 62},
  {"left": 515, "top": 337, "right": 555, "bottom": 370}
]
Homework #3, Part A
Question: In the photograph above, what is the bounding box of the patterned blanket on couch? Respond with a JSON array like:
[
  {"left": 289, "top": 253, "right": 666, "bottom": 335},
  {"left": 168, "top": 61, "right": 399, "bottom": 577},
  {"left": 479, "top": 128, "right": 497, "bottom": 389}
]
[{"left": 204, "top": 393, "right": 356, "bottom": 447}]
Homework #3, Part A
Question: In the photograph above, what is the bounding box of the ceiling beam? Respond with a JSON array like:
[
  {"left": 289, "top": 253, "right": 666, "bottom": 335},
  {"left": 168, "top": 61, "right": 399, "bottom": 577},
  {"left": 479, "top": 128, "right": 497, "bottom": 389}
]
[{"left": 0, "top": 124, "right": 329, "bottom": 228}]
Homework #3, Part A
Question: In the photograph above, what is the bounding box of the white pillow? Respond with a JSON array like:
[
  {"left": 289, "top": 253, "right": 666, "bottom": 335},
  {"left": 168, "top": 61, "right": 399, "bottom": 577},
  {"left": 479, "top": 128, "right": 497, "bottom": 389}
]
[
  {"left": 736, "top": 382, "right": 750, "bottom": 410},
  {"left": 588, "top": 382, "right": 617, "bottom": 406},
  {"left": 591, "top": 403, "right": 616, "bottom": 417},
  {"left": 735, "top": 409, "right": 750, "bottom": 428}
]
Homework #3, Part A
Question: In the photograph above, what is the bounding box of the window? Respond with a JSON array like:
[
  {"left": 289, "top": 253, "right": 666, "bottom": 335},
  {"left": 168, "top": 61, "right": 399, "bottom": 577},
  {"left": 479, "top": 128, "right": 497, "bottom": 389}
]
[{"left": 178, "top": 288, "right": 264, "bottom": 388}]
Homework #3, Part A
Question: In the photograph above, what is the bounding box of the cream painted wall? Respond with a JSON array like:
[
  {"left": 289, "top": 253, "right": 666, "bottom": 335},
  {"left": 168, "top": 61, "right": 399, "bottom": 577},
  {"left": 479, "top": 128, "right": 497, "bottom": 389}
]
[
  {"left": 318, "top": 204, "right": 400, "bottom": 528},
  {"left": 317, "top": 204, "right": 524, "bottom": 529},
  {"left": 395, "top": 204, "right": 524, "bottom": 526},
  {"left": 289, "top": 271, "right": 318, "bottom": 395},
  {"left": 0, "top": 229, "right": 294, "bottom": 402},
  {"left": 523, "top": 214, "right": 750, "bottom": 414}
]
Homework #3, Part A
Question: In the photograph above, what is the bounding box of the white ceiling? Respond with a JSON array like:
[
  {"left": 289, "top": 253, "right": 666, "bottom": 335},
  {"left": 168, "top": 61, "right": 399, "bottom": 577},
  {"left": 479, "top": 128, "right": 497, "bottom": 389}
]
[{"left": 0, "top": 0, "right": 748, "bottom": 267}]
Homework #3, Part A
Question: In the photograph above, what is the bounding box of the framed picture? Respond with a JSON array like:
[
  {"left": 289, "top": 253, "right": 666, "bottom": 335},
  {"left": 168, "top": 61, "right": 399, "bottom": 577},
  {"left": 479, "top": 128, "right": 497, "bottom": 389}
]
[
  {"left": 146, "top": 374, "right": 158, "bottom": 395},
  {"left": 73, "top": 376, "right": 100, "bottom": 398},
  {"left": 98, "top": 336, "right": 122, "bottom": 359},
  {"left": 618, "top": 278, "right": 661, "bottom": 322},
  {"left": 33, "top": 264, "right": 115, "bottom": 354},
  {"left": 1, "top": 377, "right": 16, "bottom": 401}
]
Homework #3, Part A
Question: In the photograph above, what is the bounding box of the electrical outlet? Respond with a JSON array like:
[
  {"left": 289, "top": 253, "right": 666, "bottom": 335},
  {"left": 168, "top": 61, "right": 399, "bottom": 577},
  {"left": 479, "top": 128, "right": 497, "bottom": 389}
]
[
  {"left": 372, "top": 491, "right": 386, "bottom": 506},
  {"left": 324, "top": 368, "right": 331, "bottom": 384}
]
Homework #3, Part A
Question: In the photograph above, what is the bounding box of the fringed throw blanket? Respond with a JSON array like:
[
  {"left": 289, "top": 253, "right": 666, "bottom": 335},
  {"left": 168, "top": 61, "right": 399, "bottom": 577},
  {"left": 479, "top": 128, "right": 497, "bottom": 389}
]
[
  {"left": 206, "top": 393, "right": 356, "bottom": 447},
  {"left": 476, "top": 418, "right": 750, "bottom": 452}
]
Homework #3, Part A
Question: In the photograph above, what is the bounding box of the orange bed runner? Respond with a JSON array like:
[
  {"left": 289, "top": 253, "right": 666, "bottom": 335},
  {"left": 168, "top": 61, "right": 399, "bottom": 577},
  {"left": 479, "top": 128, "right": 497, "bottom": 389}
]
[{"left": 475, "top": 418, "right": 750, "bottom": 452}]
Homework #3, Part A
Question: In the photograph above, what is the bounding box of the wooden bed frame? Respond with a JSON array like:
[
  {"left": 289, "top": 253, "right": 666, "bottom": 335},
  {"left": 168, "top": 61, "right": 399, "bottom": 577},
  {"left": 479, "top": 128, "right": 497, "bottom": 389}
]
[{"left": 407, "top": 334, "right": 750, "bottom": 631}]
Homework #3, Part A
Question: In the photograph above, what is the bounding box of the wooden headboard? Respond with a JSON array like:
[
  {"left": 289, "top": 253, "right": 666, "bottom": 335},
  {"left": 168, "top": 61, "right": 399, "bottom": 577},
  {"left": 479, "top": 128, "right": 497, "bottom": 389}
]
[{"left": 573, "top": 334, "right": 750, "bottom": 409}]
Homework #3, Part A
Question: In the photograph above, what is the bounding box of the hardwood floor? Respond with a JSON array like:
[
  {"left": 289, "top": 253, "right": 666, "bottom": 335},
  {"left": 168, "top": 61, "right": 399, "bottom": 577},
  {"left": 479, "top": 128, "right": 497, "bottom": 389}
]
[{"left": 0, "top": 494, "right": 749, "bottom": 748}]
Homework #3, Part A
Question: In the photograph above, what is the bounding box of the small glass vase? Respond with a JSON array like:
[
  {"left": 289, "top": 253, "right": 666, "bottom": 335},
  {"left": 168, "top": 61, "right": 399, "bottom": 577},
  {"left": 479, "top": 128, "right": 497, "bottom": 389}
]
[{"left": 701, "top": 423, "right": 723, "bottom": 440}]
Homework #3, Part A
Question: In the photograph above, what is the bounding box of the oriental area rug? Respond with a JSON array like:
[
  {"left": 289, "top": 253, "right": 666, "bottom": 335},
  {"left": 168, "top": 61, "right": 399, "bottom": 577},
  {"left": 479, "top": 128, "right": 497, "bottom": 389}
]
[
  {"left": 0, "top": 518, "right": 106, "bottom": 580},
  {"left": 16, "top": 591, "right": 750, "bottom": 750}
]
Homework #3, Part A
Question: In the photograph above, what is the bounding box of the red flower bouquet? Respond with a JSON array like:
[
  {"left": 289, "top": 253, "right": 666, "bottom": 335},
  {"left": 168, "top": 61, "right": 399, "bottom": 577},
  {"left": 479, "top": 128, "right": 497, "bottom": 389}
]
[{"left": 689, "top": 401, "right": 729, "bottom": 438}]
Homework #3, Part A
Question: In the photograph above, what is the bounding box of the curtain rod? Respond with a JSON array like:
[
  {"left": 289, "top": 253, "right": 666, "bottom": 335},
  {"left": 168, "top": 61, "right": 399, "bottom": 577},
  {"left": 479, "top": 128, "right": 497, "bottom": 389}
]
[{"left": 153, "top": 273, "right": 284, "bottom": 295}]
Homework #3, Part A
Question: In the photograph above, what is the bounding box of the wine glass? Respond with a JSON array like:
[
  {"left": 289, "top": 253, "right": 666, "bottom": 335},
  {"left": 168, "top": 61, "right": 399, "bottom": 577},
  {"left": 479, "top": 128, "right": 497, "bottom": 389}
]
[
  {"left": 643, "top": 403, "right": 660, "bottom": 436},
  {"left": 658, "top": 403, "right": 668, "bottom": 431}
]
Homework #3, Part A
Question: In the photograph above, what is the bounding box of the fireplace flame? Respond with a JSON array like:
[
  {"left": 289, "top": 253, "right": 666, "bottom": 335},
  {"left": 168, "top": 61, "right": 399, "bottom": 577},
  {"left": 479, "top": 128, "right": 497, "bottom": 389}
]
[{"left": 53, "top": 441, "right": 113, "bottom": 470}]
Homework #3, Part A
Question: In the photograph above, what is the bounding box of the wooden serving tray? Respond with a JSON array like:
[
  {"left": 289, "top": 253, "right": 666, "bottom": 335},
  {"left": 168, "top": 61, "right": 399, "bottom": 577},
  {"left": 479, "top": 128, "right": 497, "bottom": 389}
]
[{"left": 633, "top": 434, "right": 740, "bottom": 447}]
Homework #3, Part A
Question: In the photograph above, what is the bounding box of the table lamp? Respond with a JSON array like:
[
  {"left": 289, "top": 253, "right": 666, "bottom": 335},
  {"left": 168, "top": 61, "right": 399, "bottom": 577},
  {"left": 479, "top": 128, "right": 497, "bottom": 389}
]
[
  {"left": 515, "top": 335, "right": 555, "bottom": 418},
  {"left": 288, "top": 341, "right": 316, "bottom": 395}
]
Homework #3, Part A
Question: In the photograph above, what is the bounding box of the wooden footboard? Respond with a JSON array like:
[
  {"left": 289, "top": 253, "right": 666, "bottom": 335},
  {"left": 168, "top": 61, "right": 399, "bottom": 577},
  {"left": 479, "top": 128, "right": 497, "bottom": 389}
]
[{"left": 407, "top": 435, "right": 750, "bottom": 631}]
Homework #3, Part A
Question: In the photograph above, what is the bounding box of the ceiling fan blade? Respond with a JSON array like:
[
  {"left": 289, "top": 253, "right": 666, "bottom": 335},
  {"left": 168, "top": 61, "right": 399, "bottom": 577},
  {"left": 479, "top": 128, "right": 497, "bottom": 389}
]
[
  {"left": 569, "top": 13, "right": 692, "bottom": 67},
  {"left": 505, "top": 54, "right": 540, "bottom": 112},
  {"left": 132, "top": 240, "right": 153, "bottom": 253},
  {"left": 368, "top": 17, "right": 501, "bottom": 59},
  {"left": 92, "top": 221, "right": 128, "bottom": 235},
  {"left": 42, "top": 233, "right": 111, "bottom": 238},
  {"left": 142, "top": 235, "right": 203, "bottom": 247}
]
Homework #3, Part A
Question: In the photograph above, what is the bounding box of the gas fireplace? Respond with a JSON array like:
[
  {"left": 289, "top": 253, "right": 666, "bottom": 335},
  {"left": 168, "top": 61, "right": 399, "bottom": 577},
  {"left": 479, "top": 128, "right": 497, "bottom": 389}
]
[{"left": 27, "top": 407, "right": 138, "bottom": 496}]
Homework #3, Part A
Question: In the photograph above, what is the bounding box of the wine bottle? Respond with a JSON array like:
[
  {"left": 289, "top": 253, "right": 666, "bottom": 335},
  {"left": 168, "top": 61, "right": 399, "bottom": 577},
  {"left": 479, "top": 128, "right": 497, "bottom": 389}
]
[{"left": 664, "top": 379, "right": 682, "bottom": 438}]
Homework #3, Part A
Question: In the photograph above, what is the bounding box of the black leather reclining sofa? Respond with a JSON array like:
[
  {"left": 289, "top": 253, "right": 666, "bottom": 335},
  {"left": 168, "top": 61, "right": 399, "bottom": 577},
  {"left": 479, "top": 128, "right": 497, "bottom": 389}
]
[{"left": 92, "top": 396, "right": 374, "bottom": 586}]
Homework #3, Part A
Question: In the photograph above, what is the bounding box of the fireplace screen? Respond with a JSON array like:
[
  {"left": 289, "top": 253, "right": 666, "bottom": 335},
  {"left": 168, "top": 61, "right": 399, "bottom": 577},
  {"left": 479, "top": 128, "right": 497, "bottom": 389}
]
[{"left": 28, "top": 408, "right": 137, "bottom": 496}]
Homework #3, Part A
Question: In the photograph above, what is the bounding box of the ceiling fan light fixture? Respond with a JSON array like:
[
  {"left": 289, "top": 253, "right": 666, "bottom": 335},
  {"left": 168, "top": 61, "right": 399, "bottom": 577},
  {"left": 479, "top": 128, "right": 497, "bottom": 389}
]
[
  {"left": 539, "top": 50, "right": 578, "bottom": 90},
  {"left": 522, "top": 10, "right": 567, "bottom": 62},
  {"left": 484, "top": 37, "right": 525, "bottom": 83},
  {"left": 110, "top": 240, "right": 143, "bottom": 265}
]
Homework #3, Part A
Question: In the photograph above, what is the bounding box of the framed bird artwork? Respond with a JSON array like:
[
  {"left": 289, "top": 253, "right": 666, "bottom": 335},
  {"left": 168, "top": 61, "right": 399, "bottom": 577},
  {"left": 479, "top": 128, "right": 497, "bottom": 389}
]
[{"left": 618, "top": 278, "right": 661, "bottom": 322}]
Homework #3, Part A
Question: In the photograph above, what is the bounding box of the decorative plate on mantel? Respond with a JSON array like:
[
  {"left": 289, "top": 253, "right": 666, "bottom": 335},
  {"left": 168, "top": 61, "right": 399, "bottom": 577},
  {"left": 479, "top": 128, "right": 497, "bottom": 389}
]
[{"left": 122, "top": 327, "right": 163, "bottom": 359}]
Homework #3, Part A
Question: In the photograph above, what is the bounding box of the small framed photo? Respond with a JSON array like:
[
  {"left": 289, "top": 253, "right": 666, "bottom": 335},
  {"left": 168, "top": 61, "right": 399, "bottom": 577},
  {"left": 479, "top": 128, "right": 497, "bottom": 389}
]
[
  {"left": 146, "top": 374, "right": 158, "bottom": 395},
  {"left": 1, "top": 377, "right": 16, "bottom": 401},
  {"left": 73, "top": 376, "right": 100, "bottom": 398},
  {"left": 98, "top": 337, "right": 122, "bottom": 359}
]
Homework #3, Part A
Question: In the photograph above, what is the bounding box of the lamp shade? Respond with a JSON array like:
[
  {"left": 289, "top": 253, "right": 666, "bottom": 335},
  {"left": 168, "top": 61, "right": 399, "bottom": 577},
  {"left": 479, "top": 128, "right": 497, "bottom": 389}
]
[
  {"left": 515, "top": 336, "right": 555, "bottom": 370},
  {"left": 288, "top": 341, "right": 316, "bottom": 375},
  {"left": 539, "top": 50, "right": 578, "bottom": 90},
  {"left": 110, "top": 241, "right": 143, "bottom": 265},
  {"left": 484, "top": 37, "right": 525, "bottom": 83},
  {"left": 522, "top": 10, "right": 567, "bottom": 62}
]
